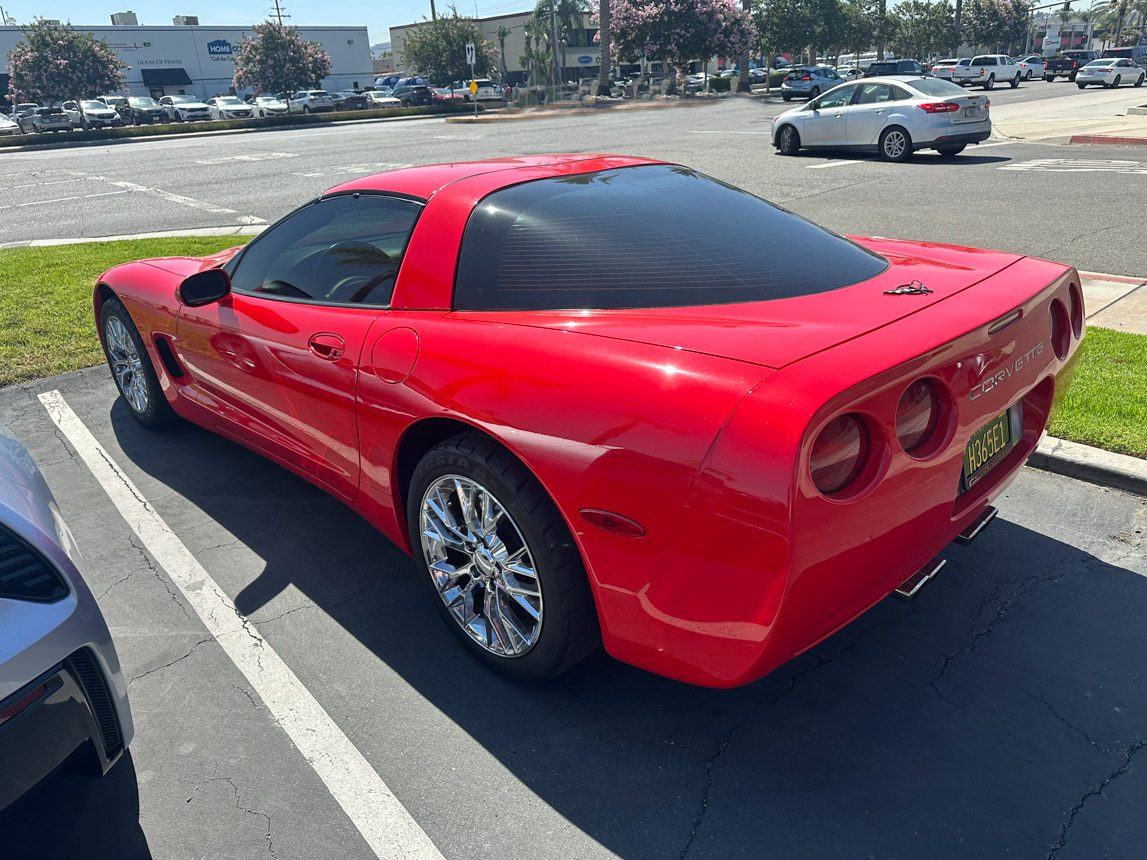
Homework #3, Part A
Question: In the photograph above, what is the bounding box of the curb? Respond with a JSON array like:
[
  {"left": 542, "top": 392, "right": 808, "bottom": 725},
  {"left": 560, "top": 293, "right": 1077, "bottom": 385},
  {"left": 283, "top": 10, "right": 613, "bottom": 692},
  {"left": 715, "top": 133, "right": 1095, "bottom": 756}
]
[
  {"left": 1069, "top": 133, "right": 1147, "bottom": 146},
  {"left": 1029, "top": 435, "right": 1147, "bottom": 495},
  {"left": 0, "top": 225, "right": 265, "bottom": 251}
]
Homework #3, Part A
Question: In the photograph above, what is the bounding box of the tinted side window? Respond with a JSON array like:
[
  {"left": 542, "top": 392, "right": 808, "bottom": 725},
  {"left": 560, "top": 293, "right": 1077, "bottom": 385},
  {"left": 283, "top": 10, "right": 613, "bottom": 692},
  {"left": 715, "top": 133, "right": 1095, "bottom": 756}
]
[
  {"left": 889, "top": 85, "right": 912, "bottom": 100},
  {"left": 454, "top": 165, "right": 888, "bottom": 311},
  {"left": 230, "top": 194, "right": 423, "bottom": 306},
  {"left": 855, "top": 83, "right": 891, "bottom": 104}
]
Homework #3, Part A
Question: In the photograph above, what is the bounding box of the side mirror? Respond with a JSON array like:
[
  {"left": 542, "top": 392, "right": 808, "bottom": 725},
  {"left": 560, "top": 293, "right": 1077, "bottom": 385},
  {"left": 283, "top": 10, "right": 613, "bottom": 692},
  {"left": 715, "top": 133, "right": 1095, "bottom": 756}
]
[{"left": 177, "top": 268, "right": 231, "bottom": 307}]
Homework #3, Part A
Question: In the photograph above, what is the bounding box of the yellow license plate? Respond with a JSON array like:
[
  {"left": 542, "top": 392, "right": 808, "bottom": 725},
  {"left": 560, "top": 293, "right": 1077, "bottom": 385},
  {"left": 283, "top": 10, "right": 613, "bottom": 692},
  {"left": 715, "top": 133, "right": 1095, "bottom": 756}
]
[{"left": 963, "top": 411, "right": 1012, "bottom": 488}]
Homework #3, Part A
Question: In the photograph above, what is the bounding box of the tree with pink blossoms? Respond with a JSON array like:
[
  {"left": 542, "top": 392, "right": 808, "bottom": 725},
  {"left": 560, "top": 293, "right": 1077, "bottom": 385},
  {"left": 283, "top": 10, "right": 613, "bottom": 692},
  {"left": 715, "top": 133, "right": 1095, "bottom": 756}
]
[
  {"left": 233, "top": 22, "right": 332, "bottom": 109},
  {"left": 611, "top": 0, "right": 757, "bottom": 92},
  {"left": 6, "top": 19, "right": 127, "bottom": 124}
]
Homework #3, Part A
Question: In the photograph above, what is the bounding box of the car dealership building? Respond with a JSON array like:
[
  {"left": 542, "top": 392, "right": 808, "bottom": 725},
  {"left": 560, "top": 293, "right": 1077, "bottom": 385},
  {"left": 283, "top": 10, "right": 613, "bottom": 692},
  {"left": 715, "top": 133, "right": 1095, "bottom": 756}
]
[{"left": 0, "top": 23, "right": 372, "bottom": 102}]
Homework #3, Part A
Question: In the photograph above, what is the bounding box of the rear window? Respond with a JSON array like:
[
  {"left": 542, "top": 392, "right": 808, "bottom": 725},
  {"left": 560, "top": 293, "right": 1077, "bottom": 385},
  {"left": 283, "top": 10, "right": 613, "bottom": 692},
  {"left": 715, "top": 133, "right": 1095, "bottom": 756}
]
[
  {"left": 906, "top": 77, "right": 969, "bottom": 96},
  {"left": 453, "top": 165, "right": 888, "bottom": 311}
]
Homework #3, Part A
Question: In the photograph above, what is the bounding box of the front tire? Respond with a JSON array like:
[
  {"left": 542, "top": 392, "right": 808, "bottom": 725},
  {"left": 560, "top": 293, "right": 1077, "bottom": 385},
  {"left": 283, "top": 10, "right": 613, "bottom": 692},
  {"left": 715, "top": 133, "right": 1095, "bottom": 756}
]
[
  {"left": 1113, "top": 75, "right": 1122, "bottom": 88},
  {"left": 1078, "top": 82, "right": 1088, "bottom": 89},
  {"left": 1136, "top": 74, "right": 1145, "bottom": 87},
  {"left": 1010, "top": 74, "right": 1020, "bottom": 88},
  {"left": 407, "top": 433, "right": 599, "bottom": 683},
  {"left": 777, "top": 124, "right": 800, "bottom": 155},
  {"left": 879, "top": 126, "right": 912, "bottom": 162},
  {"left": 99, "top": 296, "right": 177, "bottom": 429}
]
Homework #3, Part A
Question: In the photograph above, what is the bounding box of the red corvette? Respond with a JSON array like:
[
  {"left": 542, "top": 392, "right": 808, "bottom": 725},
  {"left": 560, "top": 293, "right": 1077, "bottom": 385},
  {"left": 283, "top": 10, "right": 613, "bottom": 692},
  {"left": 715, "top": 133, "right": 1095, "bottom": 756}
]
[{"left": 94, "top": 155, "right": 1084, "bottom": 687}]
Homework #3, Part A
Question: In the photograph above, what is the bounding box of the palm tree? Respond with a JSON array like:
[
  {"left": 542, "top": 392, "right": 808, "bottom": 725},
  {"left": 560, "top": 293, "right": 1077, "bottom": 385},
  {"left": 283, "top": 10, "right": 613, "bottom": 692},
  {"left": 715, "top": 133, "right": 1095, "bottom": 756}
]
[
  {"left": 497, "top": 25, "right": 510, "bottom": 83},
  {"left": 737, "top": 0, "right": 751, "bottom": 93},
  {"left": 1095, "top": 0, "right": 1132, "bottom": 45},
  {"left": 597, "top": 0, "right": 612, "bottom": 96}
]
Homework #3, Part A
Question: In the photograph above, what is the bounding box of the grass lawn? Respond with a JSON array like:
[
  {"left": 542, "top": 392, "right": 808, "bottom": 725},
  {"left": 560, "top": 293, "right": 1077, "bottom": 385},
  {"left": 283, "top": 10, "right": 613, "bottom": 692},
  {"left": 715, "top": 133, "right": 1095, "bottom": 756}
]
[
  {"left": 0, "top": 237, "right": 247, "bottom": 388},
  {"left": 1, "top": 239, "right": 1143, "bottom": 459},
  {"left": 1048, "top": 327, "right": 1147, "bottom": 459}
]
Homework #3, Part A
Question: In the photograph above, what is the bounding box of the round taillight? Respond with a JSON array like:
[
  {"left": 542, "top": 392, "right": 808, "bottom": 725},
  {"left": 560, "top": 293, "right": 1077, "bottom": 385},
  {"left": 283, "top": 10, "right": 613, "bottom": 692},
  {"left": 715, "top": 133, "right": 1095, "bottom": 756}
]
[
  {"left": 896, "top": 379, "right": 940, "bottom": 454},
  {"left": 1049, "top": 299, "right": 1070, "bottom": 360},
  {"left": 811, "top": 414, "right": 870, "bottom": 496},
  {"left": 1068, "top": 283, "right": 1084, "bottom": 339}
]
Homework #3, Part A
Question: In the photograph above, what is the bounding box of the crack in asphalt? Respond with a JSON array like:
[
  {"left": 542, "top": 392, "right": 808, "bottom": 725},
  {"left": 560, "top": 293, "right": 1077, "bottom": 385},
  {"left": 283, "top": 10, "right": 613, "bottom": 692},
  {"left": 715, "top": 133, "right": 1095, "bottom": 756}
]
[
  {"left": 678, "top": 602, "right": 918, "bottom": 859},
  {"left": 124, "top": 532, "right": 194, "bottom": 622},
  {"left": 1021, "top": 689, "right": 1110, "bottom": 754},
  {"left": 1046, "top": 738, "right": 1144, "bottom": 859},
  {"left": 128, "top": 636, "right": 213, "bottom": 684},
  {"left": 205, "top": 774, "right": 277, "bottom": 859}
]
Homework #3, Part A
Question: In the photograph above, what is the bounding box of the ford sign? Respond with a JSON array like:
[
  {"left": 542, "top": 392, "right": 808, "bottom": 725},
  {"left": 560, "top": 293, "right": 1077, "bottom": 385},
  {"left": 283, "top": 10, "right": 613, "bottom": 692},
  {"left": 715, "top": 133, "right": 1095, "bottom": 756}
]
[
  {"left": 207, "top": 39, "right": 234, "bottom": 56},
  {"left": 577, "top": 55, "right": 594, "bottom": 65}
]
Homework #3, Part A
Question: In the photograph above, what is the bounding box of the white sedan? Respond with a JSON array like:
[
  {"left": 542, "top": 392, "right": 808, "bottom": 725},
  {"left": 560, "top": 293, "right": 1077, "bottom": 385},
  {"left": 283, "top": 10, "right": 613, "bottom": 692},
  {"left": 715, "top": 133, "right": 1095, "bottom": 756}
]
[
  {"left": 930, "top": 58, "right": 970, "bottom": 81},
  {"left": 365, "top": 90, "right": 401, "bottom": 108},
  {"left": 1014, "top": 55, "right": 1047, "bottom": 80},
  {"left": 205, "top": 96, "right": 254, "bottom": 120},
  {"left": 1076, "top": 58, "right": 1146, "bottom": 88},
  {"left": 0, "top": 113, "right": 18, "bottom": 135},
  {"left": 836, "top": 66, "right": 863, "bottom": 80},
  {"left": 249, "top": 95, "right": 288, "bottom": 117},
  {"left": 771, "top": 75, "right": 991, "bottom": 162}
]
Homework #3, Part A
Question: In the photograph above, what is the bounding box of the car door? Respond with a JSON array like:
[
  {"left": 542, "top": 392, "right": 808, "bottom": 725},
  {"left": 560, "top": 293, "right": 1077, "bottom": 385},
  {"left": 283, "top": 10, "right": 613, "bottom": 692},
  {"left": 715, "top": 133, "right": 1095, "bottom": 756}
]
[
  {"left": 802, "top": 84, "right": 858, "bottom": 146},
  {"left": 174, "top": 192, "right": 424, "bottom": 499},
  {"left": 845, "top": 82, "right": 896, "bottom": 146}
]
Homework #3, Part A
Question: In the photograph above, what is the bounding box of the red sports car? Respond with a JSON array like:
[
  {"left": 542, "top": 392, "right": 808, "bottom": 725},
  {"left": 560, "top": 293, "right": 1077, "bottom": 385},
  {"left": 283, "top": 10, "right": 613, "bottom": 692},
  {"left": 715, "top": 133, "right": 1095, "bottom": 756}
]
[{"left": 94, "top": 155, "right": 1084, "bottom": 687}]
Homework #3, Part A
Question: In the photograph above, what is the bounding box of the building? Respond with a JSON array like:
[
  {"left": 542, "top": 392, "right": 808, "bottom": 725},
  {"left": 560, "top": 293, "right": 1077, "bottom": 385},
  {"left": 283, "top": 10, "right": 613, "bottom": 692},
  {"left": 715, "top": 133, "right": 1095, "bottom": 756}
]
[
  {"left": 0, "top": 22, "right": 372, "bottom": 102},
  {"left": 390, "top": 11, "right": 601, "bottom": 86}
]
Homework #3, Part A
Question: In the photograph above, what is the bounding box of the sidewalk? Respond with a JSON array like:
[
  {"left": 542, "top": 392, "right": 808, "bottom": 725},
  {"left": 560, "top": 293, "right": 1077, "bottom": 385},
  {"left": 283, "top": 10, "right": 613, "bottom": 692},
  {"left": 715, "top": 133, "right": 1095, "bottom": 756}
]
[
  {"left": 991, "top": 85, "right": 1147, "bottom": 144},
  {"left": 1080, "top": 272, "right": 1147, "bottom": 335}
]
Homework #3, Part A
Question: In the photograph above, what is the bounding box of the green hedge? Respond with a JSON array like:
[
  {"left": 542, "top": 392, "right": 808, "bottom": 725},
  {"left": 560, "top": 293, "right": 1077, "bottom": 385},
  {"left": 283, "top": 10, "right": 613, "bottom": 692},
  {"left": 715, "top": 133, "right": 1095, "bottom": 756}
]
[{"left": 0, "top": 103, "right": 481, "bottom": 148}]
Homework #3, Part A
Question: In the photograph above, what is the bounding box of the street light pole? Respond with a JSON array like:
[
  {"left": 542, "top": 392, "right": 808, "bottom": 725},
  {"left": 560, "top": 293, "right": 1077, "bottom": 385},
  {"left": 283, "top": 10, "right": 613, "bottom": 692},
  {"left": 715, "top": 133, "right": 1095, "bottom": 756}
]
[{"left": 550, "top": 0, "right": 560, "bottom": 104}]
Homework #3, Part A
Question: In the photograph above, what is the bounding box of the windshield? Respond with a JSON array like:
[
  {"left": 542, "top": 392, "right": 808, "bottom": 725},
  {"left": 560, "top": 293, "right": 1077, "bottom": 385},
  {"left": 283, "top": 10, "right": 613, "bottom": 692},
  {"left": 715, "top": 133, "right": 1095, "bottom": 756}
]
[
  {"left": 129, "top": 97, "right": 157, "bottom": 106},
  {"left": 906, "top": 78, "right": 969, "bottom": 96},
  {"left": 169, "top": 95, "right": 198, "bottom": 104},
  {"left": 81, "top": 100, "right": 106, "bottom": 110},
  {"left": 455, "top": 165, "right": 888, "bottom": 311},
  {"left": 217, "top": 97, "right": 243, "bottom": 105},
  {"left": 310, "top": 91, "right": 329, "bottom": 96}
]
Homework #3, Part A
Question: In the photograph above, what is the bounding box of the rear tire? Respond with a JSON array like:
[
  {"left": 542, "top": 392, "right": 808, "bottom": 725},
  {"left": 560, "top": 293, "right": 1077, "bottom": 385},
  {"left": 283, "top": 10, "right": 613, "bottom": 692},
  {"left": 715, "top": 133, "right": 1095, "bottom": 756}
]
[
  {"left": 99, "top": 296, "right": 177, "bottom": 429},
  {"left": 1078, "top": 82, "right": 1087, "bottom": 89},
  {"left": 407, "top": 432, "right": 599, "bottom": 683},
  {"left": 937, "top": 145, "right": 966, "bottom": 157},
  {"left": 809, "top": 87, "right": 820, "bottom": 98},
  {"left": 782, "top": 94, "right": 792, "bottom": 102},
  {"left": 879, "top": 126, "right": 912, "bottom": 162},
  {"left": 1025, "top": 70, "right": 1033, "bottom": 80},
  {"left": 777, "top": 124, "right": 800, "bottom": 155},
  {"left": 983, "top": 75, "right": 995, "bottom": 90},
  {"left": 1045, "top": 74, "right": 1054, "bottom": 82}
]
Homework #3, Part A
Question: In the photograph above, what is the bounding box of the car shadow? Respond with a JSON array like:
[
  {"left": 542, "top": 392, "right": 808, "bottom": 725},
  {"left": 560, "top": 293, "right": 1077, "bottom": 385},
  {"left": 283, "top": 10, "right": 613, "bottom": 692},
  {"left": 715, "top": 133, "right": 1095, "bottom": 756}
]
[
  {"left": 0, "top": 750, "right": 149, "bottom": 859},
  {"left": 96, "top": 409, "right": 1147, "bottom": 856},
  {"left": 791, "top": 149, "right": 1012, "bottom": 165}
]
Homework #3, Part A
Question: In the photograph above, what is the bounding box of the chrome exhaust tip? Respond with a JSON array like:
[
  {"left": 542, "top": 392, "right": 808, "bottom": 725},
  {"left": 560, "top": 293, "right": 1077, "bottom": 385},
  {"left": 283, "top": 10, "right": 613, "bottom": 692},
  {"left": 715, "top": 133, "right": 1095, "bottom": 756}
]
[
  {"left": 956, "top": 506, "right": 998, "bottom": 545},
  {"left": 895, "top": 557, "right": 946, "bottom": 599}
]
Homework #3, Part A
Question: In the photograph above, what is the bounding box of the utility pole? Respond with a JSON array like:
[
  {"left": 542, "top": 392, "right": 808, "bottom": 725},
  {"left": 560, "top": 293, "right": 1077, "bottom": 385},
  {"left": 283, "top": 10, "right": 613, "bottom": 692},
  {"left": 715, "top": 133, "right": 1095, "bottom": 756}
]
[
  {"left": 271, "top": 0, "right": 289, "bottom": 26},
  {"left": 430, "top": 0, "right": 437, "bottom": 21}
]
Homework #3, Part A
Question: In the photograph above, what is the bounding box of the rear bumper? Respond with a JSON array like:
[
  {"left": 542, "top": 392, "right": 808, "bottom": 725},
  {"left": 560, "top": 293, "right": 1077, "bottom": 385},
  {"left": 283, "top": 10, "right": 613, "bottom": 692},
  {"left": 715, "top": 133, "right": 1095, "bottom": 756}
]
[
  {"left": 917, "top": 128, "right": 992, "bottom": 148},
  {"left": 596, "top": 258, "right": 1084, "bottom": 687},
  {"left": 0, "top": 650, "right": 126, "bottom": 812}
]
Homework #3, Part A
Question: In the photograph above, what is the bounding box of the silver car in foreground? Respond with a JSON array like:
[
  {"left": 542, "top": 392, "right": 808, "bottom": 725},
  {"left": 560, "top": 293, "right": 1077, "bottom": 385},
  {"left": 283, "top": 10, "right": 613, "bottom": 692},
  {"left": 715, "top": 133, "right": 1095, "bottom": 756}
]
[
  {"left": 771, "top": 75, "right": 991, "bottom": 162},
  {"left": 0, "top": 424, "right": 132, "bottom": 812}
]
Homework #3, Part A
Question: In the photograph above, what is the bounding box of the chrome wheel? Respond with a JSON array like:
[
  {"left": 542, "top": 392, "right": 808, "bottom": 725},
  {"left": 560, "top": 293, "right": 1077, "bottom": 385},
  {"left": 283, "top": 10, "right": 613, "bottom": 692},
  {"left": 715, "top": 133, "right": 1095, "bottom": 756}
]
[
  {"left": 420, "top": 475, "right": 543, "bottom": 657},
  {"left": 882, "top": 129, "right": 907, "bottom": 160},
  {"left": 104, "top": 315, "right": 149, "bottom": 414}
]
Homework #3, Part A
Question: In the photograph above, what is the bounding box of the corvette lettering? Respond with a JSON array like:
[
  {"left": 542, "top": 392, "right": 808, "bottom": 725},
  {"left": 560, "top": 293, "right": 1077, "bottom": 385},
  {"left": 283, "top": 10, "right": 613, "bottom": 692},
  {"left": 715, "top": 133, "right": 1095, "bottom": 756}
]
[{"left": 969, "top": 342, "right": 1046, "bottom": 401}]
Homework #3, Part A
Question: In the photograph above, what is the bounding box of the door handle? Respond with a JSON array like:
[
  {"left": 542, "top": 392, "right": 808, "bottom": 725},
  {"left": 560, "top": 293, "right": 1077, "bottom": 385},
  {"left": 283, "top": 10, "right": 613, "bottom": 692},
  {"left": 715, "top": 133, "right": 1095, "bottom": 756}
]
[{"left": 308, "top": 333, "right": 346, "bottom": 361}]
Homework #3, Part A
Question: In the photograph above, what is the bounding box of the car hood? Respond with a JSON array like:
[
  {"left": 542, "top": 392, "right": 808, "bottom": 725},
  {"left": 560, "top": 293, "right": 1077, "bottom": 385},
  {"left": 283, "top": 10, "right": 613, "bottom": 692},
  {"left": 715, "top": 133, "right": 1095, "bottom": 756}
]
[{"left": 457, "top": 238, "right": 1031, "bottom": 370}]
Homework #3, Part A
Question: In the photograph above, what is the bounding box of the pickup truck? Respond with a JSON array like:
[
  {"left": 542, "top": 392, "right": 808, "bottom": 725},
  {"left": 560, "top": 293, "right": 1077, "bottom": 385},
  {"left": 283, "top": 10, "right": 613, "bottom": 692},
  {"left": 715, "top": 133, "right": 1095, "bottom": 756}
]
[{"left": 1044, "top": 50, "right": 1101, "bottom": 82}]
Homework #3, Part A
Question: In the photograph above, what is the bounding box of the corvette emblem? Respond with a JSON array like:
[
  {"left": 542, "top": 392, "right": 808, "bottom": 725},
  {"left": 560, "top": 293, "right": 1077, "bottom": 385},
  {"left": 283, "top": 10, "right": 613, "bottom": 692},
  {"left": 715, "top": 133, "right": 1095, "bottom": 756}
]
[{"left": 884, "top": 280, "right": 933, "bottom": 295}]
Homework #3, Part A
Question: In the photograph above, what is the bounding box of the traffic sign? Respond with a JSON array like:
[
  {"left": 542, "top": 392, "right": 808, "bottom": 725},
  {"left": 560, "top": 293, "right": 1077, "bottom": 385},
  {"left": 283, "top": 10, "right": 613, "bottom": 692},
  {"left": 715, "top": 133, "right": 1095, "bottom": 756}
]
[
  {"left": 465, "top": 41, "right": 476, "bottom": 66},
  {"left": 469, "top": 80, "right": 479, "bottom": 95}
]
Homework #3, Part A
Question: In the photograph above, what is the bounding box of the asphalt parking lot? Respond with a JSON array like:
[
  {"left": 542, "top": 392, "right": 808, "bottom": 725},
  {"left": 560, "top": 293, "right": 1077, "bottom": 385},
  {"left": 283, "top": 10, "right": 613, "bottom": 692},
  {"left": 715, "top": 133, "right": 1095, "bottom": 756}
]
[{"left": 1, "top": 87, "right": 1146, "bottom": 858}]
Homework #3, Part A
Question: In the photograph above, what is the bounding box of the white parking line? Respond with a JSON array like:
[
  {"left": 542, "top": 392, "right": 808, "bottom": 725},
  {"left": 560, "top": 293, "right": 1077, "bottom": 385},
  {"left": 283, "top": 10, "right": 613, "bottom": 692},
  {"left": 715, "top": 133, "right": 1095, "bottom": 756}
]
[
  {"left": 38, "top": 390, "right": 444, "bottom": 860},
  {"left": 75, "top": 172, "right": 267, "bottom": 223},
  {"left": 194, "top": 151, "right": 298, "bottom": 165},
  {"left": 0, "top": 189, "right": 131, "bottom": 210},
  {"left": 806, "top": 159, "right": 863, "bottom": 169}
]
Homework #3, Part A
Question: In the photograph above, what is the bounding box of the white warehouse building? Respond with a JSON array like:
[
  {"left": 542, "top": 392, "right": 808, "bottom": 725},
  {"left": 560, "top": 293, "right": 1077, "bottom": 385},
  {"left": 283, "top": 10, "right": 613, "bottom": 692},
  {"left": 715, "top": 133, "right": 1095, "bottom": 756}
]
[{"left": 0, "top": 23, "right": 373, "bottom": 102}]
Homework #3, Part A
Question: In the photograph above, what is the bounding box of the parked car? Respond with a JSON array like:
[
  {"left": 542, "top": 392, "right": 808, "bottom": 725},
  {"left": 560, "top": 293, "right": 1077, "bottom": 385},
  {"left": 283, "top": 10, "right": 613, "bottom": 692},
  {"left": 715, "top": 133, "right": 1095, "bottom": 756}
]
[
  {"left": 364, "top": 90, "right": 402, "bottom": 108},
  {"left": 249, "top": 95, "right": 288, "bottom": 117},
  {"left": 16, "top": 106, "right": 72, "bottom": 134},
  {"left": 1076, "top": 58, "right": 1146, "bottom": 88},
  {"left": 1044, "top": 50, "right": 1101, "bottom": 82},
  {"left": 780, "top": 65, "right": 844, "bottom": 101},
  {"left": 392, "top": 79, "right": 433, "bottom": 107},
  {"left": 93, "top": 154, "right": 1082, "bottom": 687},
  {"left": 863, "top": 59, "right": 930, "bottom": 77},
  {"left": 772, "top": 75, "right": 991, "bottom": 161},
  {"left": 1013, "top": 55, "right": 1047, "bottom": 80},
  {"left": 112, "top": 96, "right": 168, "bottom": 125},
  {"left": 332, "top": 91, "right": 369, "bottom": 111},
  {"left": 159, "top": 95, "right": 211, "bottom": 122},
  {"left": 0, "top": 113, "right": 19, "bottom": 135},
  {"left": 287, "top": 90, "right": 335, "bottom": 113},
  {"left": 206, "top": 96, "right": 254, "bottom": 120},
  {"left": 61, "top": 99, "right": 122, "bottom": 128},
  {"left": 958, "top": 55, "right": 1021, "bottom": 89},
  {"left": 431, "top": 87, "right": 466, "bottom": 104},
  {"left": 0, "top": 422, "right": 133, "bottom": 812},
  {"left": 836, "top": 66, "right": 863, "bottom": 81},
  {"left": 931, "top": 58, "right": 970, "bottom": 81}
]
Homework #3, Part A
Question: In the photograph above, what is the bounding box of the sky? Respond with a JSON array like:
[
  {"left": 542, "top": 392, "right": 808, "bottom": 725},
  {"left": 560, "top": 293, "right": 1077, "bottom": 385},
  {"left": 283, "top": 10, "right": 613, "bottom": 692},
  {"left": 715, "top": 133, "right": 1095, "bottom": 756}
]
[{"left": 0, "top": 0, "right": 535, "bottom": 47}]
